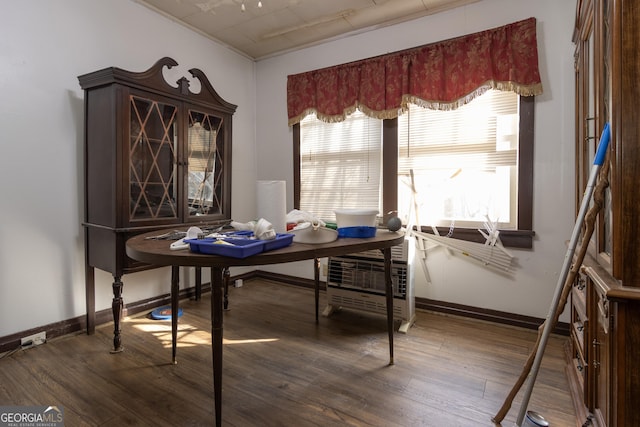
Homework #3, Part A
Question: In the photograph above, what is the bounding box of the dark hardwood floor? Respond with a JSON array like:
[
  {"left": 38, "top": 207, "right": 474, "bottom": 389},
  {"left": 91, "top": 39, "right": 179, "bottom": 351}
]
[{"left": 0, "top": 279, "right": 575, "bottom": 426}]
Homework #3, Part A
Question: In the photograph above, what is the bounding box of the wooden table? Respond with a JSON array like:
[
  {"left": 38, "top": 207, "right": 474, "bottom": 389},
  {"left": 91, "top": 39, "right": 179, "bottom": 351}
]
[{"left": 126, "top": 230, "right": 404, "bottom": 426}]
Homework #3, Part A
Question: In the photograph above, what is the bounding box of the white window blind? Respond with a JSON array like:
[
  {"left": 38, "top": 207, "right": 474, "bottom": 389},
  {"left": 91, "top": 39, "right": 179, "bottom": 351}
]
[
  {"left": 299, "top": 110, "right": 382, "bottom": 221},
  {"left": 397, "top": 90, "right": 519, "bottom": 229}
]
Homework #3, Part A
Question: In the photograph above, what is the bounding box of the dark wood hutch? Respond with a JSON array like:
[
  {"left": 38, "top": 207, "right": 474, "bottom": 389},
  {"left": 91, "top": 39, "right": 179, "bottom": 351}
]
[
  {"left": 568, "top": 1, "right": 640, "bottom": 426},
  {"left": 78, "top": 58, "right": 236, "bottom": 351}
]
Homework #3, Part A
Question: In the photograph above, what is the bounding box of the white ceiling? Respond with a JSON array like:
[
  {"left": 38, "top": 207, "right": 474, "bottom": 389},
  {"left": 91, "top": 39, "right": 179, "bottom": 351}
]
[{"left": 135, "top": 0, "right": 480, "bottom": 60}]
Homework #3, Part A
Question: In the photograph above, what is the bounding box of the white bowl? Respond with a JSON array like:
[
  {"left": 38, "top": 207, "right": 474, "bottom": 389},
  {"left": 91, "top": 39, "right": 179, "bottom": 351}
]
[
  {"left": 334, "top": 209, "right": 378, "bottom": 228},
  {"left": 290, "top": 222, "right": 338, "bottom": 244}
]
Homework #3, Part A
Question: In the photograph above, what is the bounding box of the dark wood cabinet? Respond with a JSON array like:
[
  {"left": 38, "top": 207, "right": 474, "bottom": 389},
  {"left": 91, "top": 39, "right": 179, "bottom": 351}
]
[
  {"left": 569, "top": 1, "right": 640, "bottom": 426},
  {"left": 78, "top": 58, "right": 236, "bottom": 350},
  {"left": 568, "top": 264, "right": 612, "bottom": 426},
  {"left": 568, "top": 272, "right": 588, "bottom": 408}
]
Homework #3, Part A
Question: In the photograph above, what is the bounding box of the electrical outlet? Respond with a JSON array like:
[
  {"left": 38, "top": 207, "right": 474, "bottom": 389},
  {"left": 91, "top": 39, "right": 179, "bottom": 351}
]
[{"left": 21, "top": 331, "right": 46, "bottom": 348}]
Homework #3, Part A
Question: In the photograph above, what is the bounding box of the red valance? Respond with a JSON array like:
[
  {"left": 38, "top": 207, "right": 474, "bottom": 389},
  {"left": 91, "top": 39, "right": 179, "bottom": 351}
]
[{"left": 287, "top": 17, "right": 543, "bottom": 125}]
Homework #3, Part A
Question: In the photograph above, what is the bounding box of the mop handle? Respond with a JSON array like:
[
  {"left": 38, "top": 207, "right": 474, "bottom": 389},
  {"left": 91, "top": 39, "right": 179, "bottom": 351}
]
[
  {"left": 594, "top": 122, "right": 610, "bottom": 166},
  {"left": 515, "top": 122, "right": 610, "bottom": 426}
]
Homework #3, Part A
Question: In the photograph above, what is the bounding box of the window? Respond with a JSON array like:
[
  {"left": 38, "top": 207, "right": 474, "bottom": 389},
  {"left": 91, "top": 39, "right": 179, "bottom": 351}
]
[
  {"left": 298, "top": 110, "right": 382, "bottom": 221},
  {"left": 293, "top": 92, "right": 534, "bottom": 248},
  {"left": 397, "top": 90, "right": 520, "bottom": 230}
]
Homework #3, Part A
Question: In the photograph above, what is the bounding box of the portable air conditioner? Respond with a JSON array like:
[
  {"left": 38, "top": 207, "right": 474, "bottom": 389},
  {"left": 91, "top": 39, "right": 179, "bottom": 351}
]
[{"left": 323, "top": 237, "right": 415, "bottom": 333}]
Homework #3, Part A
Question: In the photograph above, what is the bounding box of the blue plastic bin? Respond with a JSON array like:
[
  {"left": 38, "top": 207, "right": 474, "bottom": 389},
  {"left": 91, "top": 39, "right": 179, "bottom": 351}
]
[
  {"left": 263, "top": 233, "right": 295, "bottom": 251},
  {"left": 185, "top": 237, "right": 265, "bottom": 258},
  {"left": 185, "top": 233, "right": 294, "bottom": 258},
  {"left": 337, "top": 226, "right": 377, "bottom": 238}
]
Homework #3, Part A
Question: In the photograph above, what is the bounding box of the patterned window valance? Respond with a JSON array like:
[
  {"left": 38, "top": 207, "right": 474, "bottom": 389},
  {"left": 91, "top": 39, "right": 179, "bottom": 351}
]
[{"left": 287, "top": 17, "right": 542, "bottom": 125}]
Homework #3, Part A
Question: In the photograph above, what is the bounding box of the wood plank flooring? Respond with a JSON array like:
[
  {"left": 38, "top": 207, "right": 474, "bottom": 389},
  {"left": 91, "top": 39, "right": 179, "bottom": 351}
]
[{"left": 0, "top": 279, "right": 576, "bottom": 426}]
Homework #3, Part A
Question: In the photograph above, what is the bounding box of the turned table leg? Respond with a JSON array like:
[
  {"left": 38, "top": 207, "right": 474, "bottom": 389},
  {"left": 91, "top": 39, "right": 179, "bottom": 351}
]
[{"left": 110, "top": 276, "right": 124, "bottom": 353}]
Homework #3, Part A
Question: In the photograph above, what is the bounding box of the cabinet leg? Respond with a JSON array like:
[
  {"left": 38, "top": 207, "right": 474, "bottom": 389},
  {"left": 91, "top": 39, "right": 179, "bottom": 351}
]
[
  {"left": 110, "top": 276, "right": 124, "bottom": 353},
  {"left": 85, "top": 264, "right": 96, "bottom": 335}
]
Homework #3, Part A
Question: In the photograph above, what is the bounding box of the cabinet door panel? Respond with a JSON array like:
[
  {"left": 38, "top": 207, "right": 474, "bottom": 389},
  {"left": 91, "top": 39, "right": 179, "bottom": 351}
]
[
  {"left": 185, "top": 107, "right": 229, "bottom": 220},
  {"left": 129, "top": 94, "right": 179, "bottom": 223}
]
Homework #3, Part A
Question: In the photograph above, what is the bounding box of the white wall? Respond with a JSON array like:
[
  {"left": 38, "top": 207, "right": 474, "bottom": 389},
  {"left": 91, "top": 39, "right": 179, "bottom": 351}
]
[
  {"left": 0, "top": 0, "right": 257, "bottom": 337},
  {"left": 0, "top": 0, "right": 576, "bottom": 339},
  {"left": 254, "top": 0, "right": 577, "bottom": 320}
]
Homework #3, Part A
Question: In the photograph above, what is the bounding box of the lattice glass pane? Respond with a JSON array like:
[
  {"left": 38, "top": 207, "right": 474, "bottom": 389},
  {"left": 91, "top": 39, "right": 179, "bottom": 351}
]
[
  {"left": 129, "top": 96, "right": 178, "bottom": 220},
  {"left": 188, "top": 110, "right": 224, "bottom": 216}
]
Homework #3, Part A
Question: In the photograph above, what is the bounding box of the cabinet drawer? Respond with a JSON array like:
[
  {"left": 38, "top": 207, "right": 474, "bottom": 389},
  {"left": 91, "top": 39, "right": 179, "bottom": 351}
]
[
  {"left": 571, "top": 320, "right": 586, "bottom": 354},
  {"left": 572, "top": 280, "right": 587, "bottom": 320}
]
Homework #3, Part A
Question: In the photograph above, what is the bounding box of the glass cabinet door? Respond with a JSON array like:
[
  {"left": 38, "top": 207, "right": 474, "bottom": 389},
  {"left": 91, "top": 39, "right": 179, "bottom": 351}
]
[
  {"left": 574, "top": 0, "right": 611, "bottom": 269},
  {"left": 187, "top": 109, "right": 225, "bottom": 218},
  {"left": 129, "top": 95, "right": 179, "bottom": 222}
]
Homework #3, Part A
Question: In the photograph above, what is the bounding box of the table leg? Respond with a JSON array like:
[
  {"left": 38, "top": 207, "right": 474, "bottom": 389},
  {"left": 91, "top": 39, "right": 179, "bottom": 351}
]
[
  {"left": 210, "top": 267, "right": 224, "bottom": 427},
  {"left": 195, "top": 267, "right": 202, "bottom": 301},
  {"left": 384, "top": 248, "right": 394, "bottom": 365},
  {"left": 171, "top": 266, "right": 179, "bottom": 365},
  {"left": 110, "top": 276, "right": 124, "bottom": 353},
  {"left": 314, "top": 258, "right": 320, "bottom": 323},
  {"left": 223, "top": 268, "right": 230, "bottom": 310}
]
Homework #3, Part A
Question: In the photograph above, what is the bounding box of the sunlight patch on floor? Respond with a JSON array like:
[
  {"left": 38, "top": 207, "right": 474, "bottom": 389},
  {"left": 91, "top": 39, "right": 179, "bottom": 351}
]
[
  {"left": 223, "top": 338, "right": 279, "bottom": 345},
  {"left": 131, "top": 320, "right": 279, "bottom": 348}
]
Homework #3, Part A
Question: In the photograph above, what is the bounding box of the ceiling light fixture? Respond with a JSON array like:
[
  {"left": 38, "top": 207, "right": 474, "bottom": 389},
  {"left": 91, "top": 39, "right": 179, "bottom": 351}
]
[{"left": 241, "top": 1, "right": 262, "bottom": 12}]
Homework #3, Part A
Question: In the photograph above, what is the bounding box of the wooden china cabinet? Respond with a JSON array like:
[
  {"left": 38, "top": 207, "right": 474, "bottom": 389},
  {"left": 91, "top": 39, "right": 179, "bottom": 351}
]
[
  {"left": 568, "top": 1, "right": 640, "bottom": 426},
  {"left": 78, "top": 58, "right": 236, "bottom": 351}
]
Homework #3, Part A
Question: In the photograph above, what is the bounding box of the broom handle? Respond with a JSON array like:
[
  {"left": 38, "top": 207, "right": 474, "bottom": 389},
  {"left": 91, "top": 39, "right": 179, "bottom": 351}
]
[
  {"left": 492, "top": 155, "right": 610, "bottom": 425},
  {"left": 492, "top": 147, "right": 610, "bottom": 424},
  {"left": 514, "top": 123, "right": 610, "bottom": 426}
]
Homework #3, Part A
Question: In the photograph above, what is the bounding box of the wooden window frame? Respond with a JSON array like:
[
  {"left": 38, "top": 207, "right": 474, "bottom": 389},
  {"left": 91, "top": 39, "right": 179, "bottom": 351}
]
[{"left": 293, "top": 96, "right": 535, "bottom": 249}]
